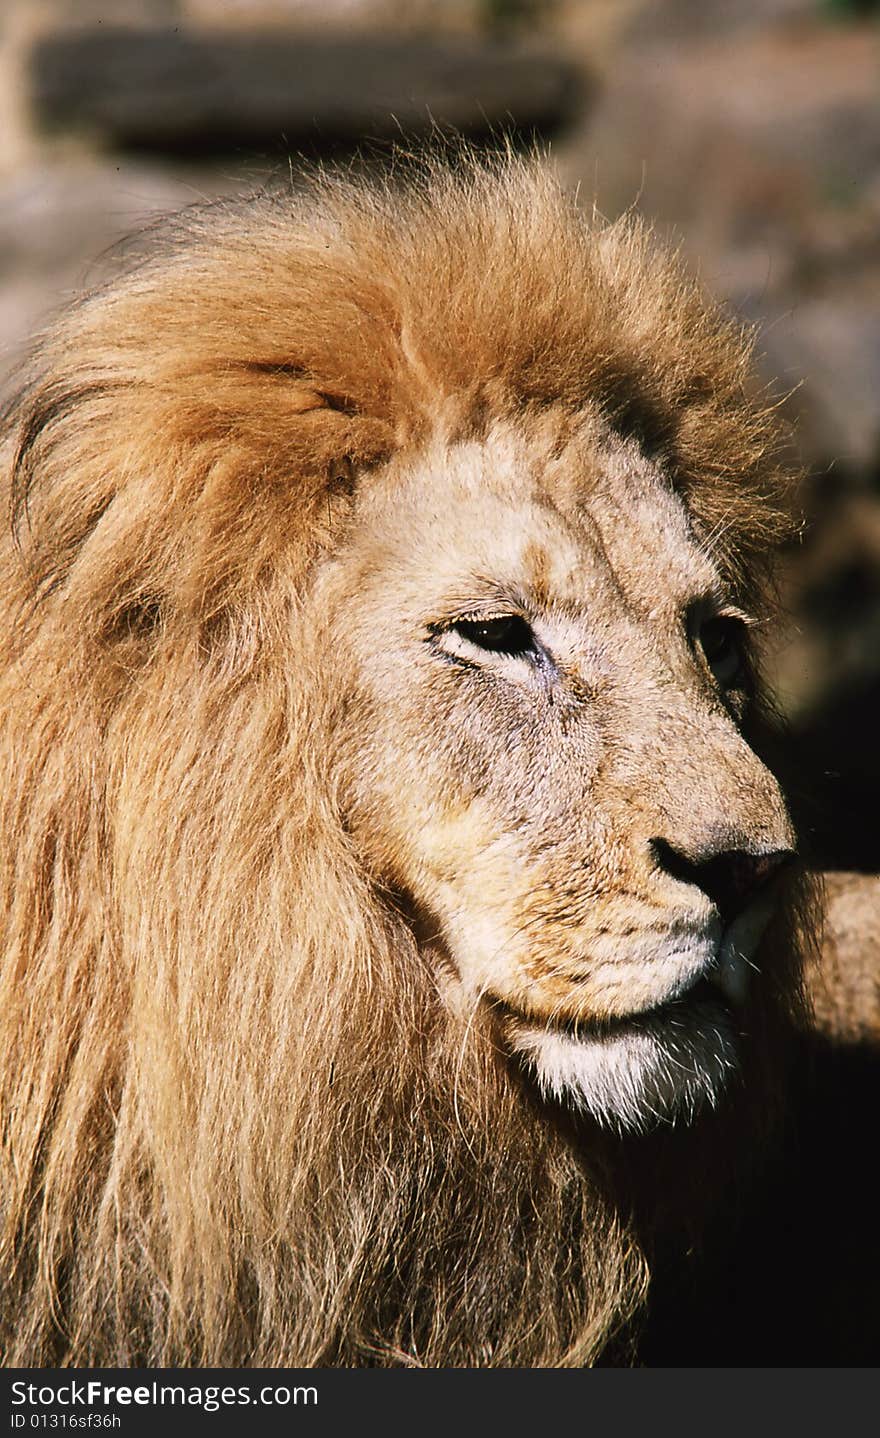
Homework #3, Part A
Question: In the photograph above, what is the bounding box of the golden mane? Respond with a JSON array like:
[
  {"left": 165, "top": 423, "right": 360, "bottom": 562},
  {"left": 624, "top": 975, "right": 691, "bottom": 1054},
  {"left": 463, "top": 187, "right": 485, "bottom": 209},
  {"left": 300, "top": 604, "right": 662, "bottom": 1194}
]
[{"left": 0, "top": 154, "right": 810, "bottom": 1367}]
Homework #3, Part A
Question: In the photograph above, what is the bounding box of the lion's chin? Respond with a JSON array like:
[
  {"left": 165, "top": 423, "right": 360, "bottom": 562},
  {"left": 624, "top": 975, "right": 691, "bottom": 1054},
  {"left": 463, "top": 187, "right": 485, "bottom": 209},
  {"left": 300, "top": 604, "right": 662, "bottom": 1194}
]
[
  {"left": 506, "top": 986, "right": 740, "bottom": 1134},
  {"left": 501, "top": 895, "right": 780, "bottom": 1133}
]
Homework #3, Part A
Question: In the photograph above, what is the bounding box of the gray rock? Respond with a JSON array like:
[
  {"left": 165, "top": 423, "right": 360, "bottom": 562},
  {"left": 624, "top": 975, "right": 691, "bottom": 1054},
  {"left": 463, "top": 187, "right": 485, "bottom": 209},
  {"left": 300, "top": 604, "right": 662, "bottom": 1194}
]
[
  {"left": 560, "top": 19, "right": 880, "bottom": 477},
  {"left": 756, "top": 296, "right": 880, "bottom": 474}
]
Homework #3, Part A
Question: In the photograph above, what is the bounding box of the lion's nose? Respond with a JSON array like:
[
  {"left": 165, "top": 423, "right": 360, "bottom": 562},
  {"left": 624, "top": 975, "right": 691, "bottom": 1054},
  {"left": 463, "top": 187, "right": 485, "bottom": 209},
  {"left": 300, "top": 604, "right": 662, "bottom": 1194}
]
[{"left": 651, "top": 839, "right": 793, "bottom": 925}]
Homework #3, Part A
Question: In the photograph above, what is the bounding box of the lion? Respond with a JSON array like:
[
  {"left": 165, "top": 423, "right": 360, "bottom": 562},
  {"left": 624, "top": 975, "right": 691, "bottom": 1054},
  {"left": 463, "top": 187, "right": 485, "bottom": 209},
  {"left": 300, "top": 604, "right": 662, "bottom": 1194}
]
[{"left": 0, "top": 153, "right": 817, "bottom": 1367}]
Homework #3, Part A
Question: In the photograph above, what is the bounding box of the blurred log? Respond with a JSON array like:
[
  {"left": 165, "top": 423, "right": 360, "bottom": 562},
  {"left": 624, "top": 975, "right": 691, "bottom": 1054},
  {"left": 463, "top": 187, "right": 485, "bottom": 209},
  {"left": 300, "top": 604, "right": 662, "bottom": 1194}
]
[{"left": 28, "top": 26, "right": 581, "bottom": 154}]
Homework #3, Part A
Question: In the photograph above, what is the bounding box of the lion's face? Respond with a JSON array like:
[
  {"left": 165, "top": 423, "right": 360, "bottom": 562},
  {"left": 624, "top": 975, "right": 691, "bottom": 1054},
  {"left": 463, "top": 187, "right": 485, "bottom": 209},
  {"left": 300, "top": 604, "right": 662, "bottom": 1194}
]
[{"left": 316, "top": 415, "right": 795, "bottom": 1132}]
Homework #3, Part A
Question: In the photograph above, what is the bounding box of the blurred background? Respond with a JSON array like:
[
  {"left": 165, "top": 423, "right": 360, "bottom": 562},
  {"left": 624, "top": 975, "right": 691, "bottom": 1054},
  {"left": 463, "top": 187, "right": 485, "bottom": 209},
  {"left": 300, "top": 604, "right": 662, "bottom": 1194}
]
[{"left": 1, "top": 0, "right": 878, "bottom": 871}]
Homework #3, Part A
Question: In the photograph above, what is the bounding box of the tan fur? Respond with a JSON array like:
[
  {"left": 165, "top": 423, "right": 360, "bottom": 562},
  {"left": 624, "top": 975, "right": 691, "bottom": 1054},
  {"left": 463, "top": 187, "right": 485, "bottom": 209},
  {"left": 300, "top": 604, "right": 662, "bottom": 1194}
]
[
  {"left": 810, "top": 872, "right": 880, "bottom": 1043},
  {"left": 0, "top": 153, "right": 813, "bottom": 1367}
]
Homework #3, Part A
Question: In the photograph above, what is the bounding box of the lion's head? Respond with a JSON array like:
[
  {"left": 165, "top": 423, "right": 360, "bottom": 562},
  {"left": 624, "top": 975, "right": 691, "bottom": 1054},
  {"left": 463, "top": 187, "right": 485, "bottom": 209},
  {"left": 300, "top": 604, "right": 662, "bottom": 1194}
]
[
  {"left": 324, "top": 417, "right": 796, "bottom": 1133},
  {"left": 0, "top": 155, "right": 809, "bottom": 1367}
]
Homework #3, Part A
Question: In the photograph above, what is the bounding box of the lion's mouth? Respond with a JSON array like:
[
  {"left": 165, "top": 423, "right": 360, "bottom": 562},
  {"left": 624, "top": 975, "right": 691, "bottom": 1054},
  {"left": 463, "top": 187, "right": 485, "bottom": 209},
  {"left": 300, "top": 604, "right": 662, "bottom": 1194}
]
[
  {"left": 496, "top": 890, "right": 771, "bottom": 1046},
  {"left": 497, "top": 966, "right": 742, "bottom": 1134},
  {"left": 494, "top": 968, "right": 727, "bottom": 1045}
]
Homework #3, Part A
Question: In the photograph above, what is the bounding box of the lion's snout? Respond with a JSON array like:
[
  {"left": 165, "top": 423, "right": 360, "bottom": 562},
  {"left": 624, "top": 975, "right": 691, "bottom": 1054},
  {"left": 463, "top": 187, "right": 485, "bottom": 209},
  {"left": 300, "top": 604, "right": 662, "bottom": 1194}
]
[{"left": 651, "top": 838, "right": 794, "bottom": 927}]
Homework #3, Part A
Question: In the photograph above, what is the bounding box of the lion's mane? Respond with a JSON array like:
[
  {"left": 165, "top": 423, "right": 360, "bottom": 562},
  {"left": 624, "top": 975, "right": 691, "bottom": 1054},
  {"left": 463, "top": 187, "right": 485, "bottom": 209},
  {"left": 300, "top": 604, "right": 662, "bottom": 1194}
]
[{"left": 0, "top": 155, "right": 811, "bottom": 1367}]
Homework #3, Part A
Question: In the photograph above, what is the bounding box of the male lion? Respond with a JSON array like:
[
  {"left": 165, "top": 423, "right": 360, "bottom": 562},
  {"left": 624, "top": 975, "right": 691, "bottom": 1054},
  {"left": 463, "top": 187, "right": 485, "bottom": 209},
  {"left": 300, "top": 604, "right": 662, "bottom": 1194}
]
[{"left": 1, "top": 156, "right": 818, "bottom": 1367}]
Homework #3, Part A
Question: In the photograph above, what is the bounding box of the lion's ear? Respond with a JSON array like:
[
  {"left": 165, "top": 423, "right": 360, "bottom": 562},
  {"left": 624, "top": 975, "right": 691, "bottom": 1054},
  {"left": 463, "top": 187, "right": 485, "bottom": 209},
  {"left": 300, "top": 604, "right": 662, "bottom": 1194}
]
[
  {"left": 172, "top": 366, "right": 390, "bottom": 616},
  {"left": 327, "top": 456, "right": 357, "bottom": 497},
  {"left": 224, "top": 361, "right": 368, "bottom": 497},
  {"left": 235, "top": 361, "right": 359, "bottom": 415},
  {"left": 7, "top": 348, "right": 395, "bottom": 639}
]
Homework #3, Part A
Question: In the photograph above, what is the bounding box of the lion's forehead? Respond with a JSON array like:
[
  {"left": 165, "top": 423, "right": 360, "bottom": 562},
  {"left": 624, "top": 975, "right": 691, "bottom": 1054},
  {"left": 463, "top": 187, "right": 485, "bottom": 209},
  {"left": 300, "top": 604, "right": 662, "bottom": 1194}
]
[
  {"left": 365, "top": 425, "right": 722, "bottom": 621},
  {"left": 581, "top": 454, "right": 722, "bottom": 618}
]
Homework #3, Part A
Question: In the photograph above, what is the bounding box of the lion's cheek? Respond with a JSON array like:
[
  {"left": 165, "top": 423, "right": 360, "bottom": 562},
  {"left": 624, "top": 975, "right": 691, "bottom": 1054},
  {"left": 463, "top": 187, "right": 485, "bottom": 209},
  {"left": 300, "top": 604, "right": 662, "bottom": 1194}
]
[{"left": 405, "top": 803, "right": 535, "bottom": 995}]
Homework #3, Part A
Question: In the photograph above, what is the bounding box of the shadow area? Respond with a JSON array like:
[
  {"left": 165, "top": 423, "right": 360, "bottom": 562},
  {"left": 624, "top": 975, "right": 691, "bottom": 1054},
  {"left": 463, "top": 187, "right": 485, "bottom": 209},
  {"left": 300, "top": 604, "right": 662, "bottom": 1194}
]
[
  {"left": 787, "top": 676, "right": 880, "bottom": 873},
  {"left": 635, "top": 1033, "right": 880, "bottom": 1366}
]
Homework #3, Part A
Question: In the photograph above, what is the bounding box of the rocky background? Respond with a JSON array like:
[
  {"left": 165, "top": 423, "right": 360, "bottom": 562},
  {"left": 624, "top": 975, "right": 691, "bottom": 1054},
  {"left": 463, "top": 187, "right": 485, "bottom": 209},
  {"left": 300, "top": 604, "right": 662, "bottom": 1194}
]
[{"left": 1, "top": 0, "right": 878, "bottom": 869}]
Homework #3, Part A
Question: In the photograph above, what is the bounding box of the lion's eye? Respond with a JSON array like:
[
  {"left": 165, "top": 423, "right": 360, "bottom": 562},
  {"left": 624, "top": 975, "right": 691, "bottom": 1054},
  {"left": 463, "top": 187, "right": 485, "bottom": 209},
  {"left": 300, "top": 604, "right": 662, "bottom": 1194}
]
[
  {"left": 451, "top": 615, "right": 536, "bottom": 657},
  {"left": 698, "top": 615, "right": 746, "bottom": 688}
]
